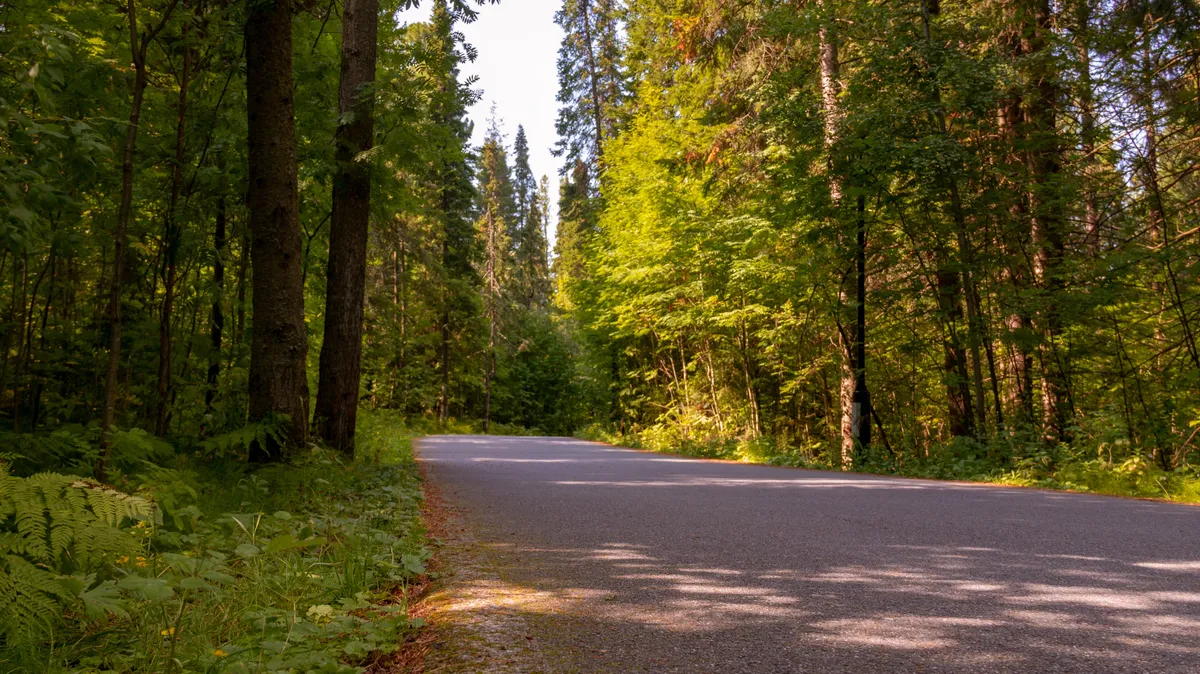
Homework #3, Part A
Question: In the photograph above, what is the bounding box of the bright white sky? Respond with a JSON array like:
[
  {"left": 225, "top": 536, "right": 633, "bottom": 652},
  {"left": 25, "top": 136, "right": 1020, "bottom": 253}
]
[{"left": 396, "top": 0, "right": 564, "bottom": 229}]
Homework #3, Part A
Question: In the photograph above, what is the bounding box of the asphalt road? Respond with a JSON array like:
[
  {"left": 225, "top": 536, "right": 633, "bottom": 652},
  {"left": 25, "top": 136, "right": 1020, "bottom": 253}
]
[{"left": 418, "top": 435, "right": 1200, "bottom": 673}]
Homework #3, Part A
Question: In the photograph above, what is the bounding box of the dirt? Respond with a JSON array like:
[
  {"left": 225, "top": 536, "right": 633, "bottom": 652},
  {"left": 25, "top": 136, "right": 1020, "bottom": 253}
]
[{"left": 403, "top": 462, "right": 554, "bottom": 674}]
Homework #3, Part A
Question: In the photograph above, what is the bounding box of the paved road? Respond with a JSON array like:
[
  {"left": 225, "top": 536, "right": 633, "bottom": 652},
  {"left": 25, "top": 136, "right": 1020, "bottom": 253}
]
[{"left": 418, "top": 436, "right": 1200, "bottom": 673}]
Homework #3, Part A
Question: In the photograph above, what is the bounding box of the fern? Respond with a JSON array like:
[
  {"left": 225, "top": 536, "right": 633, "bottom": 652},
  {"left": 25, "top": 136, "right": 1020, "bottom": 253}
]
[
  {"left": 0, "top": 467, "right": 154, "bottom": 640},
  {"left": 0, "top": 427, "right": 94, "bottom": 476},
  {"left": 0, "top": 555, "right": 67, "bottom": 640},
  {"left": 200, "top": 416, "right": 289, "bottom": 458}
]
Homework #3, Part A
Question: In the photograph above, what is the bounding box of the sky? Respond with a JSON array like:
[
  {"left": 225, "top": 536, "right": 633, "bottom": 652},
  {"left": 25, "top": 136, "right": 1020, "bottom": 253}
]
[{"left": 396, "top": 0, "right": 564, "bottom": 230}]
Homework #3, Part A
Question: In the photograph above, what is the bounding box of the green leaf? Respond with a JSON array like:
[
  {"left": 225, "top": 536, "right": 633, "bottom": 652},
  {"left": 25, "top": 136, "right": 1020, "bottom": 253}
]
[
  {"left": 234, "top": 543, "right": 261, "bottom": 558},
  {"left": 178, "top": 577, "right": 216, "bottom": 592},
  {"left": 117, "top": 575, "right": 174, "bottom": 603}
]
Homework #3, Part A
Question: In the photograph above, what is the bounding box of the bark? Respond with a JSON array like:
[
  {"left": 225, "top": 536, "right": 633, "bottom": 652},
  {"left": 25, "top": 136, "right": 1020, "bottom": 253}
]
[
  {"left": 205, "top": 196, "right": 226, "bottom": 413},
  {"left": 1074, "top": 0, "right": 1101, "bottom": 252},
  {"left": 1021, "top": 0, "right": 1070, "bottom": 444},
  {"left": 997, "top": 8, "right": 1035, "bottom": 430},
  {"left": 315, "top": 0, "right": 380, "bottom": 455},
  {"left": 935, "top": 264, "right": 974, "bottom": 438},
  {"left": 852, "top": 194, "right": 871, "bottom": 455},
  {"left": 481, "top": 202, "right": 500, "bottom": 433},
  {"left": 245, "top": 0, "right": 309, "bottom": 459},
  {"left": 818, "top": 4, "right": 859, "bottom": 468}
]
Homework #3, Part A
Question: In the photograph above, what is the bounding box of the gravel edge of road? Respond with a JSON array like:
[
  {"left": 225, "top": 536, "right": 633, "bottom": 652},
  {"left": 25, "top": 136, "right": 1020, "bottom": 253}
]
[{"left": 414, "top": 448, "right": 556, "bottom": 674}]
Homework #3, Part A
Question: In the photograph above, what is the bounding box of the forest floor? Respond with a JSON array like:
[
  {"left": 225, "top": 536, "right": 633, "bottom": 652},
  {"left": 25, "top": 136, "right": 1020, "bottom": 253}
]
[{"left": 415, "top": 434, "right": 1200, "bottom": 673}]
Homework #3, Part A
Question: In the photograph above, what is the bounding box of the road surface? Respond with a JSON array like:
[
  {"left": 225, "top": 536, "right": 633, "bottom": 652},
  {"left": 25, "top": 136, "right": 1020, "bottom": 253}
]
[{"left": 418, "top": 435, "right": 1200, "bottom": 673}]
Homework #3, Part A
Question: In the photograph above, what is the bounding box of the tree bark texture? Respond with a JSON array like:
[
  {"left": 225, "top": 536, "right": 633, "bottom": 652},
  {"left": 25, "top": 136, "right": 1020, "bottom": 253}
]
[
  {"left": 315, "top": 0, "right": 380, "bottom": 455},
  {"left": 245, "top": 0, "right": 309, "bottom": 458}
]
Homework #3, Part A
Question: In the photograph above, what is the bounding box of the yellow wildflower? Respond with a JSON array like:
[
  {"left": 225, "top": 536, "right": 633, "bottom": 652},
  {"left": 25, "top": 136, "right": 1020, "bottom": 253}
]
[
  {"left": 212, "top": 649, "right": 227, "bottom": 657},
  {"left": 160, "top": 627, "right": 176, "bottom": 636},
  {"left": 115, "top": 556, "right": 129, "bottom": 565}
]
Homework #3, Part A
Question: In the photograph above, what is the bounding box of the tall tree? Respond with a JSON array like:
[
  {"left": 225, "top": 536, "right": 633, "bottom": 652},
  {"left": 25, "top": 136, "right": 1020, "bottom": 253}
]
[
  {"left": 476, "top": 119, "right": 514, "bottom": 432},
  {"left": 554, "top": 0, "right": 624, "bottom": 174},
  {"left": 510, "top": 126, "right": 550, "bottom": 307},
  {"left": 315, "top": 0, "right": 381, "bottom": 455},
  {"left": 424, "top": 0, "right": 480, "bottom": 424},
  {"left": 245, "top": 0, "right": 309, "bottom": 457},
  {"left": 97, "top": 0, "right": 179, "bottom": 480},
  {"left": 512, "top": 125, "right": 537, "bottom": 226}
]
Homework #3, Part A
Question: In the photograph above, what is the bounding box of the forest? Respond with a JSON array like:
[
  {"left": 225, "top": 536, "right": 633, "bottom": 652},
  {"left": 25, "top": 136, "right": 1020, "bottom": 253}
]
[
  {"left": 556, "top": 0, "right": 1200, "bottom": 497},
  {"left": 1, "top": 0, "right": 1199, "bottom": 669}
]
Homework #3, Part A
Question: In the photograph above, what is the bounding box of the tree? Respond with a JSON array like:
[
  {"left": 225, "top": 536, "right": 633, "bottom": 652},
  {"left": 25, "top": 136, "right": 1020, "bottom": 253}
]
[
  {"left": 423, "top": 0, "right": 481, "bottom": 424},
  {"left": 315, "top": 0, "right": 381, "bottom": 455},
  {"left": 245, "top": 0, "right": 309, "bottom": 458},
  {"left": 511, "top": 126, "right": 550, "bottom": 307},
  {"left": 476, "top": 119, "right": 514, "bottom": 431},
  {"left": 553, "top": 0, "right": 624, "bottom": 176},
  {"left": 97, "top": 0, "right": 180, "bottom": 480}
]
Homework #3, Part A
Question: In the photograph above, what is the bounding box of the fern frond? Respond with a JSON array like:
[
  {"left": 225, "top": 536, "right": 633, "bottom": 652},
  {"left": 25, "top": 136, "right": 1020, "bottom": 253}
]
[{"left": 0, "top": 471, "right": 153, "bottom": 639}]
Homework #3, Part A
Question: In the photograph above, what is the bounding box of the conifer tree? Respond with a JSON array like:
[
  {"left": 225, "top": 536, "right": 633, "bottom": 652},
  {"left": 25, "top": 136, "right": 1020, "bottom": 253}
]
[
  {"left": 475, "top": 119, "right": 514, "bottom": 431},
  {"left": 512, "top": 125, "right": 537, "bottom": 227},
  {"left": 315, "top": 0, "right": 382, "bottom": 455},
  {"left": 511, "top": 126, "right": 550, "bottom": 308},
  {"left": 244, "top": 0, "right": 309, "bottom": 458},
  {"left": 553, "top": 0, "right": 625, "bottom": 178},
  {"left": 424, "top": 0, "right": 481, "bottom": 424}
]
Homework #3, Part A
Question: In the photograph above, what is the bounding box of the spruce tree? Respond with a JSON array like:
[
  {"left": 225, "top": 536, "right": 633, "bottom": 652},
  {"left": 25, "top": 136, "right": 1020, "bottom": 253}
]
[
  {"left": 510, "top": 126, "right": 550, "bottom": 308},
  {"left": 553, "top": 0, "right": 625, "bottom": 179},
  {"left": 424, "top": 0, "right": 480, "bottom": 423},
  {"left": 475, "top": 119, "right": 515, "bottom": 431}
]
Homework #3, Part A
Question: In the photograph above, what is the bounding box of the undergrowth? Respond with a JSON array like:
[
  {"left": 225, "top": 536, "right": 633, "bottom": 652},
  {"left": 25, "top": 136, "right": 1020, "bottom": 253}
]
[
  {"left": 578, "top": 423, "right": 1200, "bottom": 504},
  {"left": 0, "top": 410, "right": 429, "bottom": 674}
]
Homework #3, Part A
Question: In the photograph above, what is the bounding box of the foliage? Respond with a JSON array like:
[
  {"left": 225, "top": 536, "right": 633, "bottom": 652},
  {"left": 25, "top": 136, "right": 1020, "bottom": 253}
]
[
  {"left": 554, "top": 0, "right": 1200, "bottom": 487},
  {"left": 0, "top": 412, "right": 429, "bottom": 672},
  {"left": 0, "top": 468, "right": 154, "bottom": 641}
]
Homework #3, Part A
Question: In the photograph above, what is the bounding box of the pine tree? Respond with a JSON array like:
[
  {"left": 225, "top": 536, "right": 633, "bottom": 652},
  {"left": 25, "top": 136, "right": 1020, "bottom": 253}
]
[
  {"left": 512, "top": 125, "right": 537, "bottom": 227},
  {"left": 315, "top": 0, "right": 382, "bottom": 455},
  {"left": 511, "top": 126, "right": 550, "bottom": 308},
  {"left": 553, "top": 0, "right": 625, "bottom": 178},
  {"left": 244, "top": 0, "right": 309, "bottom": 458},
  {"left": 423, "top": 0, "right": 480, "bottom": 424},
  {"left": 476, "top": 118, "right": 515, "bottom": 431},
  {"left": 553, "top": 160, "right": 594, "bottom": 308}
]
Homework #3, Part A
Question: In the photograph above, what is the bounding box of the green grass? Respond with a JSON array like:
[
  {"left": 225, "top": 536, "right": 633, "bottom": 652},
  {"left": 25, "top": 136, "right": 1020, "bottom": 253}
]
[
  {"left": 577, "top": 423, "right": 1200, "bottom": 504},
  {"left": 1, "top": 410, "right": 430, "bottom": 674}
]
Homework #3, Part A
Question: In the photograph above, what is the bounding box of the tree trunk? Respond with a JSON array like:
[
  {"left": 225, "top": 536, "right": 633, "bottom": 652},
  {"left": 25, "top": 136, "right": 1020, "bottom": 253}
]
[
  {"left": 98, "top": 0, "right": 178, "bottom": 480},
  {"left": 245, "top": 0, "right": 309, "bottom": 459},
  {"left": 921, "top": 0, "right": 983, "bottom": 437},
  {"left": 1021, "top": 0, "right": 1070, "bottom": 444},
  {"left": 818, "top": 4, "right": 859, "bottom": 468},
  {"left": 205, "top": 196, "right": 226, "bottom": 414},
  {"left": 579, "top": 0, "right": 604, "bottom": 165},
  {"left": 315, "top": 0, "right": 379, "bottom": 455},
  {"left": 851, "top": 194, "right": 871, "bottom": 457},
  {"left": 439, "top": 232, "right": 451, "bottom": 425},
  {"left": 155, "top": 28, "right": 190, "bottom": 437},
  {"left": 1074, "top": 0, "right": 1101, "bottom": 252}
]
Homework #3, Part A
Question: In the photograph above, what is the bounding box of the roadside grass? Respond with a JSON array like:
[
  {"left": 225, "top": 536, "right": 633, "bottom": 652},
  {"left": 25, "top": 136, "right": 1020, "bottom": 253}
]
[
  {"left": 1, "top": 410, "right": 430, "bottom": 673},
  {"left": 578, "top": 423, "right": 1200, "bottom": 504}
]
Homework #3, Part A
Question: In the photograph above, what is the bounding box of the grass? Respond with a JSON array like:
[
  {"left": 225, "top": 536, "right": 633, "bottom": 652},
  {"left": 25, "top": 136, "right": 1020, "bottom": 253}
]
[
  {"left": 577, "top": 423, "right": 1200, "bottom": 504},
  {"left": 2, "top": 410, "right": 431, "bottom": 674}
]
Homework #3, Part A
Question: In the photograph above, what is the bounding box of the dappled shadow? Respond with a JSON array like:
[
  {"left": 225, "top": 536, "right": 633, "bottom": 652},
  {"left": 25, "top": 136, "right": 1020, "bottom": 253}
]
[{"left": 418, "top": 435, "right": 1200, "bottom": 673}]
